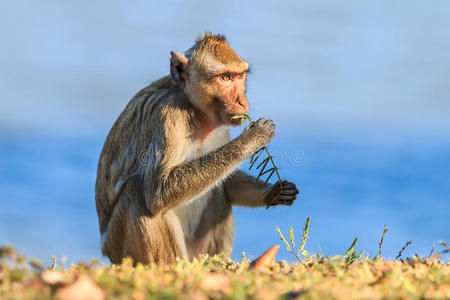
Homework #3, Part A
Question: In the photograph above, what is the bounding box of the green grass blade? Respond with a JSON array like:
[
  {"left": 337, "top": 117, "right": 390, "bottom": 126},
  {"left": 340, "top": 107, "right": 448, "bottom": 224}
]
[
  {"left": 289, "top": 227, "right": 295, "bottom": 250},
  {"left": 276, "top": 226, "right": 291, "bottom": 252},
  {"left": 343, "top": 237, "right": 358, "bottom": 257},
  {"left": 298, "top": 217, "right": 310, "bottom": 255}
]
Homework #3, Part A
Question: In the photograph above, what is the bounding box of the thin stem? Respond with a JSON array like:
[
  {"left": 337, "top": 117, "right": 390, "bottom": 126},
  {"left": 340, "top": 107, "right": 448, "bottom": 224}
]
[{"left": 263, "top": 146, "right": 283, "bottom": 188}]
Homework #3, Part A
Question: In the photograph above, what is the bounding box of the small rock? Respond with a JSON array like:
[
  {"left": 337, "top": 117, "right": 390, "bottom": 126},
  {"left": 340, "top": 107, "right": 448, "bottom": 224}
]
[
  {"left": 133, "top": 291, "right": 145, "bottom": 300},
  {"left": 41, "top": 269, "right": 65, "bottom": 285},
  {"left": 199, "top": 273, "right": 231, "bottom": 293},
  {"left": 56, "top": 276, "right": 104, "bottom": 300},
  {"left": 189, "top": 291, "right": 209, "bottom": 300}
]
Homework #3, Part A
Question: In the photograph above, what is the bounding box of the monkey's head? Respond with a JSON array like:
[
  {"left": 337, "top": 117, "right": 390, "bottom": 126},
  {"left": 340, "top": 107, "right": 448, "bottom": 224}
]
[{"left": 170, "top": 33, "right": 250, "bottom": 126}]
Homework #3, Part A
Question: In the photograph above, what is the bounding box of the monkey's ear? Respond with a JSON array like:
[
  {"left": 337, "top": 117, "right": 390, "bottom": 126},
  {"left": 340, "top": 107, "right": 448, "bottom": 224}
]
[{"left": 170, "top": 51, "right": 189, "bottom": 83}]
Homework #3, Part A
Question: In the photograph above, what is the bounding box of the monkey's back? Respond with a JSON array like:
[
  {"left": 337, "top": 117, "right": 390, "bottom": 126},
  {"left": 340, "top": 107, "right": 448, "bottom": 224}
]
[{"left": 95, "top": 76, "right": 187, "bottom": 234}]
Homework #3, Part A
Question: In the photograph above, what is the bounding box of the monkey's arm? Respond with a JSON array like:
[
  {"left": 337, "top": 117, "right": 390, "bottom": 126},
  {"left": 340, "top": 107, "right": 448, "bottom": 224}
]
[
  {"left": 223, "top": 170, "right": 269, "bottom": 207},
  {"left": 142, "top": 112, "right": 276, "bottom": 216},
  {"left": 224, "top": 170, "right": 300, "bottom": 207},
  {"left": 144, "top": 139, "right": 251, "bottom": 216}
]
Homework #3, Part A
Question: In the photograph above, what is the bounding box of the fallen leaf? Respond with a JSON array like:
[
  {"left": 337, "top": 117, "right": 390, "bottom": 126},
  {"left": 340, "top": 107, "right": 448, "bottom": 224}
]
[{"left": 249, "top": 245, "right": 280, "bottom": 272}]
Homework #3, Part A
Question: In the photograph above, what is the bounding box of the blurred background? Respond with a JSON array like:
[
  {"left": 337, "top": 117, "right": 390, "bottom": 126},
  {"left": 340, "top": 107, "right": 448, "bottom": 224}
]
[{"left": 1, "top": 1, "right": 449, "bottom": 264}]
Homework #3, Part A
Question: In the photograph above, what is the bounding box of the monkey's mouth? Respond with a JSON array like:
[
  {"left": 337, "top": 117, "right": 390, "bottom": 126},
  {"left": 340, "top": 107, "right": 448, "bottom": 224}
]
[
  {"left": 227, "top": 114, "right": 249, "bottom": 126},
  {"left": 228, "top": 115, "right": 242, "bottom": 124},
  {"left": 212, "top": 97, "right": 249, "bottom": 125}
]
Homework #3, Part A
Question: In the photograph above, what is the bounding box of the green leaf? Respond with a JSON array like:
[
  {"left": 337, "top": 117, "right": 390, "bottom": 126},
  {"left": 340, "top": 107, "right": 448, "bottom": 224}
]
[
  {"left": 256, "top": 160, "right": 270, "bottom": 181},
  {"left": 289, "top": 227, "right": 295, "bottom": 250},
  {"left": 256, "top": 156, "right": 269, "bottom": 171},
  {"left": 298, "top": 217, "right": 310, "bottom": 254},
  {"left": 260, "top": 167, "right": 275, "bottom": 176},
  {"left": 249, "top": 150, "right": 264, "bottom": 170},
  {"left": 50, "top": 256, "right": 57, "bottom": 270},
  {"left": 230, "top": 113, "right": 252, "bottom": 122},
  {"left": 276, "top": 226, "right": 291, "bottom": 252},
  {"left": 264, "top": 169, "right": 276, "bottom": 184},
  {"left": 343, "top": 237, "right": 358, "bottom": 257},
  {"left": 331, "top": 237, "right": 358, "bottom": 260}
]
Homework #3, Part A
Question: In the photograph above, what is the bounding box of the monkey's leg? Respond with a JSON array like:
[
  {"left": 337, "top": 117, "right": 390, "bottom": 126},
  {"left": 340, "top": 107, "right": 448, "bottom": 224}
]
[
  {"left": 123, "top": 200, "right": 188, "bottom": 264},
  {"left": 103, "top": 179, "right": 188, "bottom": 265},
  {"left": 192, "top": 187, "right": 235, "bottom": 258}
]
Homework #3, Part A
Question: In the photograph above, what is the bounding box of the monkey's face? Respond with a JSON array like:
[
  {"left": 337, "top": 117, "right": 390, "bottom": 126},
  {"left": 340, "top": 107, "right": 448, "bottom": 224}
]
[
  {"left": 186, "top": 63, "right": 250, "bottom": 126},
  {"left": 171, "top": 38, "right": 250, "bottom": 127}
]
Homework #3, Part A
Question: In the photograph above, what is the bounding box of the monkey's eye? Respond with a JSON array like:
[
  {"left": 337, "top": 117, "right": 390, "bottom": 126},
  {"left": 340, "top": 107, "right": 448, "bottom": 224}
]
[
  {"left": 220, "top": 74, "right": 232, "bottom": 81},
  {"left": 237, "top": 73, "right": 244, "bottom": 79}
]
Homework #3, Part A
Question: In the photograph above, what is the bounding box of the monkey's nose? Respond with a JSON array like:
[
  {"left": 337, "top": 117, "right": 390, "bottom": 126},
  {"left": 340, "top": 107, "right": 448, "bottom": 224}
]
[
  {"left": 236, "top": 97, "right": 245, "bottom": 107},
  {"left": 235, "top": 97, "right": 249, "bottom": 113}
]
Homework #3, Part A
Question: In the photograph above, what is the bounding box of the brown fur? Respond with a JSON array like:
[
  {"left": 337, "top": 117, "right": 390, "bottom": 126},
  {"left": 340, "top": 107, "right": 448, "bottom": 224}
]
[
  {"left": 188, "top": 33, "right": 243, "bottom": 65},
  {"left": 95, "top": 34, "right": 297, "bottom": 265}
]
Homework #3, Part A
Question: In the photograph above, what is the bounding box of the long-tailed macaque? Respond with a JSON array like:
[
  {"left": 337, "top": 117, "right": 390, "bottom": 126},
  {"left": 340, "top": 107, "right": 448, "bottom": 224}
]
[{"left": 95, "top": 33, "right": 299, "bottom": 264}]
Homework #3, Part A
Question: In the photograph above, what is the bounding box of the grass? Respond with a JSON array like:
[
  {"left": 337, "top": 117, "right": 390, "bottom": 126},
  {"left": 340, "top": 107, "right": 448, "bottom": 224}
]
[{"left": 1, "top": 219, "right": 449, "bottom": 299}]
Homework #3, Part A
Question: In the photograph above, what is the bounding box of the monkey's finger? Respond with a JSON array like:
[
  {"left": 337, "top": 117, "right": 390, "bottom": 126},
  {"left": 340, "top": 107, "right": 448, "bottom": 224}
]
[
  {"left": 245, "top": 121, "right": 256, "bottom": 129},
  {"left": 281, "top": 179, "right": 293, "bottom": 184},
  {"left": 280, "top": 189, "right": 298, "bottom": 195},
  {"left": 255, "top": 118, "right": 266, "bottom": 125},
  {"left": 271, "top": 185, "right": 282, "bottom": 193},
  {"left": 283, "top": 199, "right": 294, "bottom": 206},
  {"left": 278, "top": 197, "right": 294, "bottom": 206},
  {"left": 281, "top": 188, "right": 299, "bottom": 195},
  {"left": 262, "top": 119, "right": 275, "bottom": 129},
  {"left": 282, "top": 185, "right": 296, "bottom": 191},
  {"left": 279, "top": 195, "right": 296, "bottom": 201}
]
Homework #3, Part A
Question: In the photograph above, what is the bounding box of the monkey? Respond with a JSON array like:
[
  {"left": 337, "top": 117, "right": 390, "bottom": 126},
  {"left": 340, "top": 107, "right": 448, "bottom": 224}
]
[{"left": 95, "top": 33, "right": 299, "bottom": 265}]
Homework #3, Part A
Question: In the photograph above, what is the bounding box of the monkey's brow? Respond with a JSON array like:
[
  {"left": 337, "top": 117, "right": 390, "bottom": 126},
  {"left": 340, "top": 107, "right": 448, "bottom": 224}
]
[{"left": 212, "top": 68, "right": 249, "bottom": 77}]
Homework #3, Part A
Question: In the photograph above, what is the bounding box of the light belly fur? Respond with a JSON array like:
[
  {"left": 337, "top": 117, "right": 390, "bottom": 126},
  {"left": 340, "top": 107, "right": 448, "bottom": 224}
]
[
  {"left": 173, "top": 126, "right": 229, "bottom": 240},
  {"left": 173, "top": 190, "right": 213, "bottom": 239}
]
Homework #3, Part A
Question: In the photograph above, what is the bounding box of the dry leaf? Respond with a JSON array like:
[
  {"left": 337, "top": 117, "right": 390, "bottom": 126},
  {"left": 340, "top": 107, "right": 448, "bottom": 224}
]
[{"left": 249, "top": 245, "right": 280, "bottom": 272}]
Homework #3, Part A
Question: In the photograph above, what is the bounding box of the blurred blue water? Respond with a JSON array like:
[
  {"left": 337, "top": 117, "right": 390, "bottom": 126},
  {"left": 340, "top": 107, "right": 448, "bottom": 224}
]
[
  {"left": 1, "top": 1, "right": 450, "bottom": 264},
  {"left": 1, "top": 131, "right": 448, "bottom": 264}
]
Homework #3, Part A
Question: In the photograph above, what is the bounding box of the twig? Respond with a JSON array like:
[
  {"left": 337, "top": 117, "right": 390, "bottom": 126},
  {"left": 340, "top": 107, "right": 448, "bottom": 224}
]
[
  {"left": 428, "top": 243, "right": 435, "bottom": 259},
  {"left": 433, "top": 240, "right": 450, "bottom": 258},
  {"left": 396, "top": 240, "right": 412, "bottom": 260},
  {"left": 377, "top": 225, "right": 389, "bottom": 259}
]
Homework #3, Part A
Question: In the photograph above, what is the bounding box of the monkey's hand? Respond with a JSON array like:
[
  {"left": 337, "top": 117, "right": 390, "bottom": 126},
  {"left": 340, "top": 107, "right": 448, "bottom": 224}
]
[
  {"left": 239, "top": 118, "right": 276, "bottom": 153},
  {"left": 262, "top": 180, "right": 299, "bottom": 207}
]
